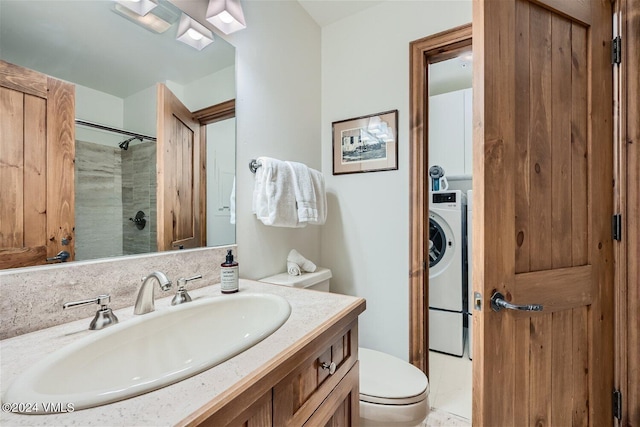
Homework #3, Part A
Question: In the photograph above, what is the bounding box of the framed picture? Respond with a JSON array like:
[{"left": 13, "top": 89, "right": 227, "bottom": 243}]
[{"left": 332, "top": 110, "right": 398, "bottom": 175}]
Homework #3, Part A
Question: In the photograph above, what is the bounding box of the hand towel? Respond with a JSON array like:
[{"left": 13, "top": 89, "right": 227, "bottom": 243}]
[
  {"left": 287, "top": 261, "right": 302, "bottom": 276},
  {"left": 287, "top": 249, "right": 317, "bottom": 273},
  {"left": 252, "top": 157, "right": 304, "bottom": 228},
  {"left": 286, "top": 161, "right": 318, "bottom": 223},
  {"left": 307, "top": 168, "right": 327, "bottom": 225}
]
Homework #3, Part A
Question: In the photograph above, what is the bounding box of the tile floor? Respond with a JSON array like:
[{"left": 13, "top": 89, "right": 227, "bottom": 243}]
[
  {"left": 424, "top": 408, "right": 471, "bottom": 427},
  {"left": 426, "top": 345, "right": 472, "bottom": 425}
]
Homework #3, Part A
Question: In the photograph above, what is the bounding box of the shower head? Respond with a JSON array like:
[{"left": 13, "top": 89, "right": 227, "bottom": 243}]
[{"left": 118, "top": 136, "right": 142, "bottom": 151}]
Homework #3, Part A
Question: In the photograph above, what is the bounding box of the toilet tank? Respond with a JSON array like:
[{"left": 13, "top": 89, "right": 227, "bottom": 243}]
[{"left": 259, "top": 268, "right": 332, "bottom": 292}]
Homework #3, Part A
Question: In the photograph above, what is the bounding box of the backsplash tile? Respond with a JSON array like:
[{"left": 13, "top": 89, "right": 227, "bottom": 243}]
[{"left": 0, "top": 246, "right": 234, "bottom": 340}]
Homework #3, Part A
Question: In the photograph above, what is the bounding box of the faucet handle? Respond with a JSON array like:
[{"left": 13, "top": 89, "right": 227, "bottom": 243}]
[
  {"left": 63, "top": 294, "right": 119, "bottom": 330},
  {"left": 178, "top": 274, "right": 202, "bottom": 287},
  {"left": 171, "top": 274, "right": 202, "bottom": 306},
  {"left": 63, "top": 294, "right": 111, "bottom": 310}
]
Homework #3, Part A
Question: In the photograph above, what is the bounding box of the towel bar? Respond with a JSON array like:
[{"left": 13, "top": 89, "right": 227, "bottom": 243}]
[{"left": 249, "top": 159, "right": 262, "bottom": 173}]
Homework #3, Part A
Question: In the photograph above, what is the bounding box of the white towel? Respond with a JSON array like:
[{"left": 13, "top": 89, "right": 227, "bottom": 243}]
[
  {"left": 286, "top": 161, "right": 318, "bottom": 223},
  {"left": 252, "top": 157, "right": 304, "bottom": 228},
  {"left": 285, "top": 161, "right": 327, "bottom": 225},
  {"left": 287, "top": 249, "right": 317, "bottom": 272},
  {"left": 308, "top": 168, "right": 327, "bottom": 225},
  {"left": 287, "top": 261, "right": 302, "bottom": 276}
]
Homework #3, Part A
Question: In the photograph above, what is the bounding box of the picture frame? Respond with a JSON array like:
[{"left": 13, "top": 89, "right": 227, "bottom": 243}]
[{"left": 332, "top": 109, "right": 398, "bottom": 175}]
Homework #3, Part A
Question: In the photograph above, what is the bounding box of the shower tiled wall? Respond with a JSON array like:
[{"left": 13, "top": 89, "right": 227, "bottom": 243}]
[
  {"left": 75, "top": 140, "right": 124, "bottom": 260},
  {"left": 121, "top": 141, "right": 157, "bottom": 255},
  {"left": 75, "top": 140, "right": 157, "bottom": 260}
]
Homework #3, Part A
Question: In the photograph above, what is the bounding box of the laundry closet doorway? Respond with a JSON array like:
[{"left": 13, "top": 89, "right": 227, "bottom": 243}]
[{"left": 408, "top": 24, "right": 473, "bottom": 421}]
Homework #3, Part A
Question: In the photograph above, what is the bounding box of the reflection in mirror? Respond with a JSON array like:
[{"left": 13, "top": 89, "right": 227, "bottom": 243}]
[
  {"left": 0, "top": 0, "right": 236, "bottom": 267},
  {"left": 206, "top": 118, "right": 237, "bottom": 247}
]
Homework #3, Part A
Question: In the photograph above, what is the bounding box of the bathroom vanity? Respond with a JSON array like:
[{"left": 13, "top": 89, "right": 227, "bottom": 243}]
[{"left": 0, "top": 280, "right": 365, "bottom": 426}]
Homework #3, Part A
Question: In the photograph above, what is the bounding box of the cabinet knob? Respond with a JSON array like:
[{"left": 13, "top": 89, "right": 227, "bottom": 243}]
[{"left": 321, "top": 361, "right": 336, "bottom": 375}]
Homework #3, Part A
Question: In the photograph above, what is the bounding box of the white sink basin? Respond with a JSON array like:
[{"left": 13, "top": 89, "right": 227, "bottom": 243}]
[{"left": 3, "top": 293, "right": 291, "bottom": 413}]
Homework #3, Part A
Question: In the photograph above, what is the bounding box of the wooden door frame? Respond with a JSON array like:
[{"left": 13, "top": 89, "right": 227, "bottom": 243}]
[
  {"left": 614, "top": 0, "right": 639, "bottom": 423},
  {"left": 408, "top": 24, "right": 472, "bottom": 373}
]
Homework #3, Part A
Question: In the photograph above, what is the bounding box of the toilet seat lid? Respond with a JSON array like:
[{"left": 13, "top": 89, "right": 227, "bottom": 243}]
[{"left": 359, "top": 347, "right": 429, "bottom": 405}]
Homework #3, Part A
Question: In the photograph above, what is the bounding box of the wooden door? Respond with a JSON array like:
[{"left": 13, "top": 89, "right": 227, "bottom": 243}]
[
  {"left": 156, "top": 84, "right": 203, "bottom": 251},
  {"left": 0, "top": 60, "right": 75, "bottom": 269},
  {"left": 473, "top": 1, "right": 614, "bottom": 425}
]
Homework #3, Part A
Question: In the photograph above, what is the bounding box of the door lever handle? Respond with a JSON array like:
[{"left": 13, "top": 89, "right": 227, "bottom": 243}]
[
  {"left": 46, "top": 250, "right": 70, "bottom": 263},
  {"left": 490, "top": 292, "right": 543, "bottom": 312}
]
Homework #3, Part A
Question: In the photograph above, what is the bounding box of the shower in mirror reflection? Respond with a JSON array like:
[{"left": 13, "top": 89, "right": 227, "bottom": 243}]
[{"left": 118, "top": 136, "right": 143, "bottom": 151}]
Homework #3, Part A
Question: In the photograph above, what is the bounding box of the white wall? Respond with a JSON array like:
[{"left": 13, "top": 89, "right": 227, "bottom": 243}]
[
  {"left": 184, "top": 65, "right": 236, "bottom": 111},
  {"left": 320, "top": 1, "right": 471, "bottom": 360},
  {"left": 226, "top": 1, "right": 322, "bottom": 279},
  {"left": 124, "top": 85, "right": 156, "bottom": 137},
  {"left": 75, "top": 84, "right": 124, "bottom": 146}
]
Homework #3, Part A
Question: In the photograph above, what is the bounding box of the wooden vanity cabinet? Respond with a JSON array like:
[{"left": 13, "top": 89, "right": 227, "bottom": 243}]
[
  {"left": 272, "top": 319, "right": 358, "bottom": 426},
  {"left": 188, "top": 314, "right": 361, "bottom": 427}
]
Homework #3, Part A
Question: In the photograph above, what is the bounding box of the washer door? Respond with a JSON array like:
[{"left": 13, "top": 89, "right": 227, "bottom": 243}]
[
  {"left": 429, "top": 217, "right": 447, "bottom": 268},
  {"left": 428, "top": 211, "right": 463, "bottom": 311},
  {"left": 428, "top": 212, "right": 454, "bottom": 278}
]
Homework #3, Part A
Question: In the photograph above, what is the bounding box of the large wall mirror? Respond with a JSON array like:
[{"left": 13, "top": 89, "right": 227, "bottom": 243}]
[{"left": 0, "top": 0, "right": 236, "bottom": 268}]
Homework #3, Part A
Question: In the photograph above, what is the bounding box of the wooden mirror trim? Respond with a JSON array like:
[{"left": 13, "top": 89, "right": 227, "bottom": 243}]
[{"left": 409, "top": 24, "right": 471, "bottom": 374}]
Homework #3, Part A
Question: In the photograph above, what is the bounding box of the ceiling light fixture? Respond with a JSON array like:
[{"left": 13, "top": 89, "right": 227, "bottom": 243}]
[
  {"left": 176, "top": 13, "right": 214, "bottom": 51},
  {"left": 113, "top": 3, "right": 171, "bottom": 33},
  {"left": 114, "top": 0, "right": 158, "bottom": 16},
  {"left": 206, "top": 0, "right": 246, "bottom": 35}
]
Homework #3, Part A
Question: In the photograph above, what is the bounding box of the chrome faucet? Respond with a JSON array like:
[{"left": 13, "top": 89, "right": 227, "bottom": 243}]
[{"left": 134, "top": 271, "right": 172, "bottom": 315}]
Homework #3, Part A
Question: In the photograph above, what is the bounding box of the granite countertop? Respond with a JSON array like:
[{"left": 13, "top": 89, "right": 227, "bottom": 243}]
[{"left": 0, "top": 280, "right": 365, "bottom": 426}]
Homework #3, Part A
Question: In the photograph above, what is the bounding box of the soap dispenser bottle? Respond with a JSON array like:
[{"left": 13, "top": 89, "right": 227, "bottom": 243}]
[{"left": 221, "top": 249, "right": 239, "bottom": 294}]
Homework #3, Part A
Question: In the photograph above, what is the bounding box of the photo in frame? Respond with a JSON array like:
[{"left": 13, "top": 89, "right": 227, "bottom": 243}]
[{"left": 332, "top": 110, "right": 398, "bottom": 175}]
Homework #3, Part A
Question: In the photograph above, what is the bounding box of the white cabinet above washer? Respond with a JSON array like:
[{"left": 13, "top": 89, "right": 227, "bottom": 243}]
[{"left": 429, "top": 88, "right": 472, "bottom": 178}]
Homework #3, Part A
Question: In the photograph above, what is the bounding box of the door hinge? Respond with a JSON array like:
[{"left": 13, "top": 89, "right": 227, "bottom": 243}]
[
  {"left": 613, "top": 389, "right": 622, "bottom": 420},
  {"left": 612, "top": 214, "right": 622, "bottom": 241},
  {"left": 612, "top": 36, "right": 622, "bottom": 65}
]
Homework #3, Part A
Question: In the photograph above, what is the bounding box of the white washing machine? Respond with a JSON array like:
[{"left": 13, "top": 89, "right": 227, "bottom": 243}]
[
  {"left": 466, "top": 190, "right": 473, "bottom": 360},
  {"left": 429, "top": 190, "right": 466, "bottom": 357}
]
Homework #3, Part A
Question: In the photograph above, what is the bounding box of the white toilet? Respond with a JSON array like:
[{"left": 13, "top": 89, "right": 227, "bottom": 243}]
[{"left": 259, "top": 268, "right": 430, "bottom": 427}]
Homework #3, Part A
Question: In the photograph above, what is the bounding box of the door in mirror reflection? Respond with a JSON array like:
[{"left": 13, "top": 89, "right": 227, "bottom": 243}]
[
  {"left": 157, "top": 83, "right": 202, "bottom": 251},
  {"left": 206, "top": 118, "right": 236, "bottom": 247},
  {"left": 0, "top": 61, "right": 75, "bottom": 269}
]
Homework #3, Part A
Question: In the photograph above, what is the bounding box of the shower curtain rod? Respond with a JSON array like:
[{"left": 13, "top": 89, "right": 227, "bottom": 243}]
[{"left": 75, "top": 119, "right": 157, "bottom": 142}]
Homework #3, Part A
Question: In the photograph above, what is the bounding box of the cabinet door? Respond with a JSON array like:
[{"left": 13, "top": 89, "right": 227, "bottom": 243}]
[
  {"left": 273, "top": 322, "right": 358, "bottom": 426},
  {"left": 303, "top": 362, "right": 360, "bottom": 427},
  {"left": 198, "top": 390, "right": 272, "bottom": 427},
  {"left": 428, "top": 90, "right": 465, "bottom": 177}
]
